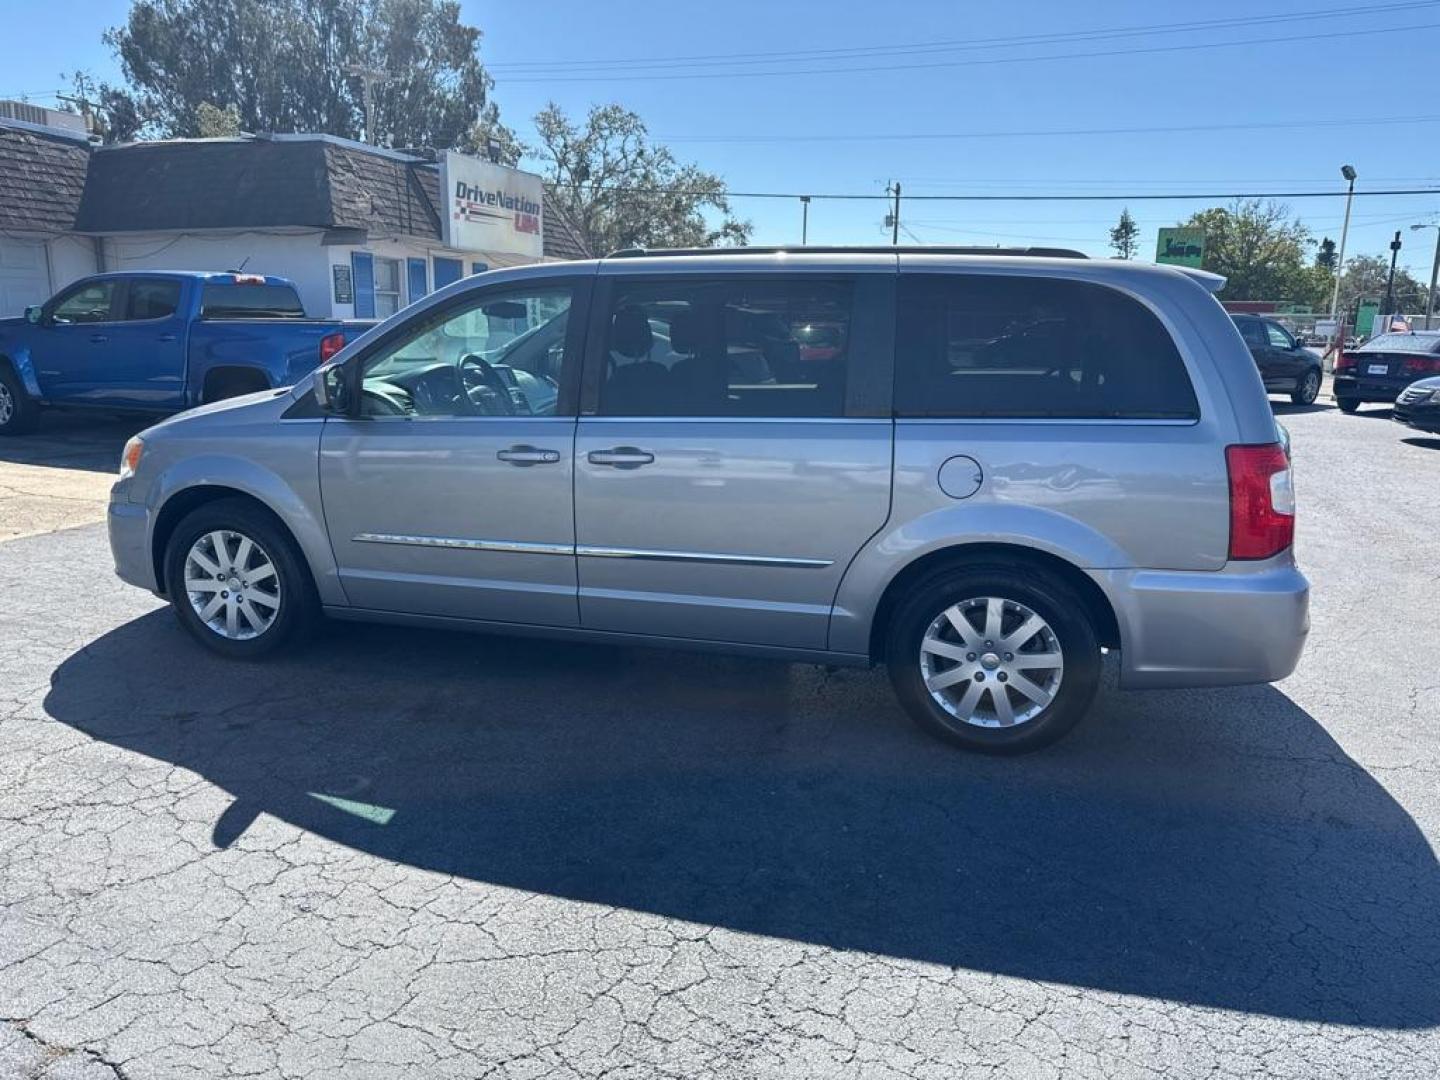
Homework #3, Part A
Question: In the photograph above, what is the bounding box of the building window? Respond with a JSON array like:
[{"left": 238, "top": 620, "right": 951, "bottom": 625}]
[{"left": 373, "top": 257, "right": 402, "bottom": 317}]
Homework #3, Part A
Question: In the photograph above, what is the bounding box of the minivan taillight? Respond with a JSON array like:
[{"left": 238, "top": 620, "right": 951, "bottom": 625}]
[
  {"left": 1226, "top": 443, "right": 1295, "bottom": 560},
  {"left": 319, "top": 332, "right": 346, "bottom": 362}
]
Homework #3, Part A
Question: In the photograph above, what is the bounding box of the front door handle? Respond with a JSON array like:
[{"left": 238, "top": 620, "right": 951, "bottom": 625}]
[
  {"left": 157, "top": 333, "right": 178, "bottom": 343},
  {"left": 496, "top": 444, "right": 561, "bottom": 467},
  {"left": 587, "top": 446, "right": 655, "bottom": 469},
  {"left": 89, "top": 334, "right": 108, "bottom": 344}
]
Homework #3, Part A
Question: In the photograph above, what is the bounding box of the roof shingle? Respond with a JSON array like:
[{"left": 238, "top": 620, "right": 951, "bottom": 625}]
[{"left": 0, "top": 121, "right": 92, "bottom": 234}]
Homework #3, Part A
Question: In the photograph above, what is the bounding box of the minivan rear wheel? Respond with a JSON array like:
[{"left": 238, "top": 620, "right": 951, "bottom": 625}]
[
  {"left": 886, "top": 564, "right": 1101, "bottom": 754},
  {"left": 164, "top": 498, "right": 318, "bottom": 658}
]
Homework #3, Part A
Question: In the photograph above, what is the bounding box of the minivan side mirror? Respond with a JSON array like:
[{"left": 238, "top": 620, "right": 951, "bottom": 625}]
[
  {"left": 24, "top": 305, "right": 43, "bottom": 325},
  {"left": 313, "top": 361, "right": 352, "bottom": 415}
]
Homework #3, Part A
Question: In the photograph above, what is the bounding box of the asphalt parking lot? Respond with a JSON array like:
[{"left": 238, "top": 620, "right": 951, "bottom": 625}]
[{"left": 1, "top": 400, "right": 1437, "bottom": 1079}]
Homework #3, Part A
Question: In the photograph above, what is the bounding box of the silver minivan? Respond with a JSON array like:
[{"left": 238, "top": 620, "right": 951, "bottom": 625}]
[{"left": 108, "top": 248, "right": 1309, "bottom": 753}]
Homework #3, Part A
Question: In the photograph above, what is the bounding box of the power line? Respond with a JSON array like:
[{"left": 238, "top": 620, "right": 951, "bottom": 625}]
[
  {"left": 489, "top": 0, "right": 1436, "bottom": 71},
  {"left": 657, "top": 113, "right": 1440, "bottom": 145},
  {"left": 493, "top": 18, "right": 1440, "bottom": 83},
  {"left": 568, "top": 184, "right": 1440, "bottom": 203}
]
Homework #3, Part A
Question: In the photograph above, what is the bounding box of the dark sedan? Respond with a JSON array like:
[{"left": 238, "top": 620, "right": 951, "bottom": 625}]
[
  {"left": 1333, "top": 331, "right": 1440, "bottom": 413},
  {"left": 1393, "top": 376, "right": 1440, "bottom": 434}
]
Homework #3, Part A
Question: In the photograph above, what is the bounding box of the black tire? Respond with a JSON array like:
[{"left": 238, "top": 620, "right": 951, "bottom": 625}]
[
  {"left": 0, "top": 364, "right": 39, "bottom": 435},
  {"left": 885, "top": 563, "right": 1102, "bottom": 754},
  {"left": 1336, "top": 396, "right": 1360, "bottom": 414},
  {"left": 163, "top": 497, "right": 319, "bottom": 659},
  {"left": 1291, "top": 368, "right": 1321, "bottom": 406}
]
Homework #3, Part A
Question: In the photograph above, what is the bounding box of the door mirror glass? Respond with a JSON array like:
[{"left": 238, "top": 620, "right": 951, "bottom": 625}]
[
  {"left": 313, "top": 362, "right": 351, "bottom": 414},
  {"left": 24, "top": 305, "right": 42, "bottom": 325}
]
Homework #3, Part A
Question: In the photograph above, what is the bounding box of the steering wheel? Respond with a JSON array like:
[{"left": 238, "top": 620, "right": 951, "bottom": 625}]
[{"left": 459, "top": 353, "right": 516, "bottom": 415}]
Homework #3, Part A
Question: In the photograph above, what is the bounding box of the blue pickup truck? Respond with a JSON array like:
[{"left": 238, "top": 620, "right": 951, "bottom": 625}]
[{"left": 0, "top": 271, "right": 373, "bottom": 434}]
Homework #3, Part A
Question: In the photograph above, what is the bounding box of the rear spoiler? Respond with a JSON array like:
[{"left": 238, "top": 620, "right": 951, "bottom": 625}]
[{"left": 1169, "top": 266, "right": 1227, "bottom": 294}]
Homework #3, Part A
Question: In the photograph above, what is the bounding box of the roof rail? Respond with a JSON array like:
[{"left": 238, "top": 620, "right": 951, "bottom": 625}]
[{"left": 605, "top": 245, "right": 1088, "bottom": 260}]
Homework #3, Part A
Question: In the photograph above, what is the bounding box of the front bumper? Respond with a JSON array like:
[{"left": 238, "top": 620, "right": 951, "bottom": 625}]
[
  {"left": 1393, "top": 398, "right": 1440, "bottom": 433},
  {"left": 1091, "top": 560, "right": 1310, "bottom": 690},
  {"left": 108, "top": 497, "right": 158, "bottom": 592}
]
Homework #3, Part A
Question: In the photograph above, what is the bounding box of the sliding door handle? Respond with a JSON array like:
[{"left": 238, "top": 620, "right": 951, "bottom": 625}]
[
  {"left": 587, "top": 446, "right": 655, "bottom": 469},
  {"left": 496, "top": 445, "right": 561, "bottom": 467}
]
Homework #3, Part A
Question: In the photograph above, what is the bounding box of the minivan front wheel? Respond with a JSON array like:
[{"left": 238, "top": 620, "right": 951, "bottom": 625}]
[
  {"left": 164, "top": 499, "right": 317, "bottom": 658},
  {"left": 886, "top": 565, "right": 1101, "bottom": 754}
]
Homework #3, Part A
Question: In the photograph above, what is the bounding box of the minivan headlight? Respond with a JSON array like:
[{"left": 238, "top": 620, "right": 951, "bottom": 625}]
[{"left": 119, "top": 435, "right": 144, "bottom": 480}]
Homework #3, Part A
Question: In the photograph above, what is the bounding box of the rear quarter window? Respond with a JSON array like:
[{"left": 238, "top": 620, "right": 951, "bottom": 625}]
[
  {"left": 895, "top": 274, "right": 1199, "bottom": 420},
  {"left": 200, "top": 283, "right": 306, "bottom": 319}
]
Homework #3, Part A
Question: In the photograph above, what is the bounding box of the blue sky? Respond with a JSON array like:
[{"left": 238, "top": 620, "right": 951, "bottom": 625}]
[{"left": 5, "top": 0, "right": 1440, "bottom": 279}]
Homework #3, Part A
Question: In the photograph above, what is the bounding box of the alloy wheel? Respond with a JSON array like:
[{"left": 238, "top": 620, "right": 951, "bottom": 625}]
[
  {"left": 0, "top": 383, "right": 12, "bottom": 426},
  {"left": 919, "top": 596, "right": 1064, "bottom": 728},
  {"left": 184, "top": 529, "right": 282, "bottom": 640}
]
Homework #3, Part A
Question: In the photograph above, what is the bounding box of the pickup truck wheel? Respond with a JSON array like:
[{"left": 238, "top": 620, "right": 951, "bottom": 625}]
[
  {"left": 164, "top": 499, "right": 318, "bottom": 659},
  {"left": 886, "top": 564, "right": 1101, "bottom": 754},
  {"left": 0, "top": 366, "right": 39, "bottom": 435}
]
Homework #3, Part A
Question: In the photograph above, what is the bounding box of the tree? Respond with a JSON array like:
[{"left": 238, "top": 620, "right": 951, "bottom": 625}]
[
  {"left": 1334, "top": 254, "right": 1428, "bottom": 318},
  {"left": 1180, "top": 199, "right": 1325, "bottom": 306},
  {"left": 104, "top": 0, "right": 512, "bottom": 151},
  {"left": 530, "top": 102, "right": 752, "bottom": 254},
  {"left": 195, "top": 101, "right": 240, "bottom": 137},
  {"left": 1108, "top": 208, "right": 1139, "bottom": 260},
  {"left": 59, "top": 70, "right": 145, "bottom": 143},
  {"left": 1315, "top": 237, "right": 1337, "bottom": 271}
]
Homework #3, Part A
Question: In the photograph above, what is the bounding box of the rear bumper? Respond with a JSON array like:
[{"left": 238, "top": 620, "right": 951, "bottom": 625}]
[
  {"left": 1332, "top": 374, "right": 1407, "bottom": 402},
  {"left": 108, "top": 498, "right": 158, "bottom": 592},
  {"left": 1091, "top": 560, "right": 1310, "bottom": 690}
]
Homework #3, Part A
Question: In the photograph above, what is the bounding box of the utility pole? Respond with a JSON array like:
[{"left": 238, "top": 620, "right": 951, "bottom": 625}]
[
  {"left": 1327, "top": 165, "right": 1357, "bottom": 369},
  {"left": 343, "top": 65, "right": 392, "bottom": 145},
  {"left": 800, "top": 195, "right": 811, "bottom": 245},
  {"left": 886, "top": 181, "right": 902, "bottom": 245},
  {"left": 1382, "top": 230, "right": 1402, "bottom": 330},
  {"left": 1412, "top": 222, "right": 1440, "bottom": 331},
  {"left": 55, "top": 92, "right": 99, "bottom": 137}
]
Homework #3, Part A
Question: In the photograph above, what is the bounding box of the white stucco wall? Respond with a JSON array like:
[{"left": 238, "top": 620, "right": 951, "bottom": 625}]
[{"left": 0, "top": 233, "right": 99, "bottom": 317}]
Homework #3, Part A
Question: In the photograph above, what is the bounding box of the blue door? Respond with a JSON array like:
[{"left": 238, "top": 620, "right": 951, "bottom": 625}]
[
  {"left": 433, "top": 257, "right": 464, "bottom": 290},
  {"left": 36, "top": 278, "right": 125, "bottom": 402},
  {"left": 92, "top": 277, "right": 188, "bottom": 407},
  {"left": 351, "top": 252, "right": 376, "bottom": 318}
]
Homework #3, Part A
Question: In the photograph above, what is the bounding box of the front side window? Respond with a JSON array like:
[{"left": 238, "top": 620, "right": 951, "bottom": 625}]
[
  {"left": 895, "top": 275, "right": 1198, "bottom": 419},
  {"left": 597, "top": 277, "right": 852, "bottom": 418},
  {"left": 125, "top": 279, "right": 182, "bottom": 321},
  {"left": 374, "top": 257, "right": 403, "bottom": 317},
  {"left": 50, "top": 281, "right": 118, "bottom": 324},
  {"left": 1265, "top": 323, "right": 1294, "bottom": 349},
  {"left": 359, "top": 285, "right": 574, "bottom": 418}
]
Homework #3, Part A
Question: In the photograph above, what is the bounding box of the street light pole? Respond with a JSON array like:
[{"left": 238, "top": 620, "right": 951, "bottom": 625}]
[
  {"left": 1413, "top": 222, "right": 1440, "bottom": 331},
  {"left": 1328, "top": 165, "right": 1357, "bottom": 361},
  {"left": 800, "top": 195, "right": 811, "bottom": 245}
]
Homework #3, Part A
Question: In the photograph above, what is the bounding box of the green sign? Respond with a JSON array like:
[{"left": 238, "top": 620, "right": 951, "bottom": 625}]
[
  {"left": 1356, "top": 299, "right": 1380, "bottom": 338},
  {"left": 1156, "top": 228, "right": 1206, "bottom": 268}
]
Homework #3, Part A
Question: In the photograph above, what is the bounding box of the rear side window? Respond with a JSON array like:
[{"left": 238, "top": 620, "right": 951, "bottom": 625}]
[
  {"left": 200, "top": 283, "right": 305, "bottom": 319},
  {"left": 125, "top": 279, "right": 181, "bottom": 320},
  {"left": 895, "top": 275, "right": 1198, "bottom": 419},
  {"left": 597, "top": 277, "right": 851, "bottom": 418},
  {"left": 1362, "top": 333, "right": 1440, "bottom": 354}
]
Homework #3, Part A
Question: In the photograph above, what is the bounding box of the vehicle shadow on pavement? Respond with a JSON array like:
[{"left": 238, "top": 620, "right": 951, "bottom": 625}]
[
  {"left": 0, "top": 414, "right": 148, "bottom": 472},
  {"left": 45, "top": 612, "right": 1440, "bottom": 1030},
  {"left": 1402, "top": 436, "right": 1440, "bottom": 451}
]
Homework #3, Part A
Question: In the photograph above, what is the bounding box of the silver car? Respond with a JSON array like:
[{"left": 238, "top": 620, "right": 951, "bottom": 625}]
[{"left": 108, "top": 248, "right": 1309, "bottom": 753}]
